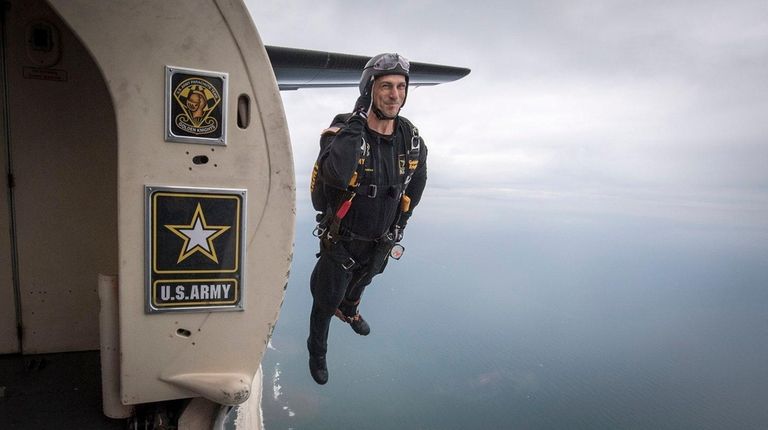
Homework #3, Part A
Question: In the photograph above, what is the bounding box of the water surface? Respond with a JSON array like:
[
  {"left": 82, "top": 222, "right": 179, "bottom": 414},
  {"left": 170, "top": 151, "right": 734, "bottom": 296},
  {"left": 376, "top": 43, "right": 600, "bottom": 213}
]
[{"left": 262, "top": 194, "right": 768, "bottom": 430}]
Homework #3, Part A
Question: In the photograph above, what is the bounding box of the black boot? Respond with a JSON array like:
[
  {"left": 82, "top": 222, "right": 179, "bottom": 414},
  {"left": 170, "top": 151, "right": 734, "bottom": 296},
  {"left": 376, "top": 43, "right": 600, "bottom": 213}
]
[
  {"left": 337, "top": 299, "right": 370, "bottom": 336},
  {"left": 348, "top": 313, "right": 370, "bottom": 336},
  {"left": 309, "top": 354, "right": 328, "bottom": 385},
  {"left": 353, "top": 315, "right": 371, "bottom": 335},
  {"left": 335, "top": 309, "right": 370, "bottom": 336}
]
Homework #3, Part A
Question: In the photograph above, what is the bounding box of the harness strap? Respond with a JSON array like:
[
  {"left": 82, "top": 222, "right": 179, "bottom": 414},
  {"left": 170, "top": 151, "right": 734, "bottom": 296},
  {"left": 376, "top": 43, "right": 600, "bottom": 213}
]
[
  {"left": 324, "top": 155, "right": 365, "bottom": 244},
  {"left": 325, "top": 182, "right": 406, "bottom": 199},
  {"left": 390, "top": 118, "right": 421, "bottom": 234}
]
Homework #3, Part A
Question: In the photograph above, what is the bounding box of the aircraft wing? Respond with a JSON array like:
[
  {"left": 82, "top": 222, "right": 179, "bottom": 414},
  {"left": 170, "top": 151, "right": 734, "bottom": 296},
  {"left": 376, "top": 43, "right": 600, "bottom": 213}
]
[{"left": 265, "top": 46, "right": 471, "bottom": 91}]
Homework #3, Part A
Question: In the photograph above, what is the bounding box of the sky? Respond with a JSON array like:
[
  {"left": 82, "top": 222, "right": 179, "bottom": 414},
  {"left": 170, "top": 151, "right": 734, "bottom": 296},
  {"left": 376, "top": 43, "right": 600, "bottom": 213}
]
[
  {"left": 243, "top": 3, "right": 768, "bottom": 427},
  {"left": 244, "top": 0, "right": 768, "bottom": 232}
]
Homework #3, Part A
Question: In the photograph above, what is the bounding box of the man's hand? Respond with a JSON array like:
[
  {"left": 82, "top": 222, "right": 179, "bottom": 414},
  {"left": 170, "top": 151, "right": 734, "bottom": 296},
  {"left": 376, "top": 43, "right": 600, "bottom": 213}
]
[{"left": 353, "top": 77, "right": 374, "bottom": 119}]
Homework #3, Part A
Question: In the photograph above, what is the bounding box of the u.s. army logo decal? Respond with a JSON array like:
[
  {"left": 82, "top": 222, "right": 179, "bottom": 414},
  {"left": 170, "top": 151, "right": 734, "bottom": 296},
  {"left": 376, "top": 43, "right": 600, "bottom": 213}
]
[
  {"left": 165, "top": 66, "right": 227, "bottom": 145},
  {"left": 146, "top": 186, "right": 245, "bottom": 313}
]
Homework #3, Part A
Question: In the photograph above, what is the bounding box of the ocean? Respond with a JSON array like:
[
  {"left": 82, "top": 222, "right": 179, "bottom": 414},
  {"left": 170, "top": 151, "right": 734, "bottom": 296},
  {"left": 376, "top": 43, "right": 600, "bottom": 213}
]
[{"left": 262, "top": 192, "right": 768, "bottom": 429}]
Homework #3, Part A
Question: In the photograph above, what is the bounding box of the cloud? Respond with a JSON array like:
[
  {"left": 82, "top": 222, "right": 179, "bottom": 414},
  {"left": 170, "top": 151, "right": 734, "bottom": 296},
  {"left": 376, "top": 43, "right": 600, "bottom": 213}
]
[{"left": 248, "top": 0, "right": 768, "bottom": 227}]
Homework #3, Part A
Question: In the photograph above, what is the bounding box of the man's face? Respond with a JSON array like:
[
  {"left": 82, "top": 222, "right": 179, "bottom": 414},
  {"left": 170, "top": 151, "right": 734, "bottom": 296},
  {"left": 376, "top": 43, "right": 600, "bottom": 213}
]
[{"left": 372, "top": 74, "right": 407, "bottom": 118}]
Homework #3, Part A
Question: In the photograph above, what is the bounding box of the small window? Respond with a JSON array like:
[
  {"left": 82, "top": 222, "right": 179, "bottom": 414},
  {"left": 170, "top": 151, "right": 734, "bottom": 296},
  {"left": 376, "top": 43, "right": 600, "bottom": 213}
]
[{"left": 237, "top": 94, "right": 251, "bottom": 129}]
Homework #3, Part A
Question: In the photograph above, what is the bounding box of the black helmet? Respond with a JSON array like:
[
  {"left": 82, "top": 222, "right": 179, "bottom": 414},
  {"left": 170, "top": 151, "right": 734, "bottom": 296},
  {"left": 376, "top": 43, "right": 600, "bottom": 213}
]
[{"left": 359, "top": 53, "right": 411, "bottom": 108}]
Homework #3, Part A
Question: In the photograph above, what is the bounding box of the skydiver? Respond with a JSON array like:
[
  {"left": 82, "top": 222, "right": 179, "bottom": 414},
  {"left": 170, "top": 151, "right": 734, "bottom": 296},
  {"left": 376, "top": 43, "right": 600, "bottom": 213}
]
[{"left": 307, "top": 53, "right": 428, "bottom": 384}]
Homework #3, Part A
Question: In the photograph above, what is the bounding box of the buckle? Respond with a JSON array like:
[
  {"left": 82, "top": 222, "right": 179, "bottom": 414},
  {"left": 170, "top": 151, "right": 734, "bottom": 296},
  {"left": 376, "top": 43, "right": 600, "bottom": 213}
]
[
  {"left": 411, "top": 134, "right": 420, "bottom": 151},
  {"left": 341, "top": 257, "right": 356, "bottom": 270},
  {"left": 367, "top": 184, "right": 377, "bottom": 198},
  {"left": 312, "top": 225, "right": 327, "bottom": 238}
]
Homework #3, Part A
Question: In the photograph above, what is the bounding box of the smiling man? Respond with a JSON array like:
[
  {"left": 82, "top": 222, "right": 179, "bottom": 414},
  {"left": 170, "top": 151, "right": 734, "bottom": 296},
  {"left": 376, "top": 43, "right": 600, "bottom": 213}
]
[{"left": 307, "top": 53, "right": 428, "bottom": 385}]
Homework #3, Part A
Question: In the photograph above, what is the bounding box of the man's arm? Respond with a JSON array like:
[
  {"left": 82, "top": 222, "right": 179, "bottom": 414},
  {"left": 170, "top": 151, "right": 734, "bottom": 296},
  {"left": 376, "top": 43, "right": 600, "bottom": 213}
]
[
  {"left": 318, "top": 81, "right": 373, "bottom": 189},
  {"left": 319, "top": 117, "right": 366, "bottom": 190}
]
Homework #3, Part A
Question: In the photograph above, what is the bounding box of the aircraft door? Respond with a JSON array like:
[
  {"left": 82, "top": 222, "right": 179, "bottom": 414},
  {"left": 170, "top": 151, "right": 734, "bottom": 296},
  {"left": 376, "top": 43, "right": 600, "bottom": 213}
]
[
  {"left": 49, "top": 0, "right": 294, "bottom": 405},
  {"left": 1, "top": 0, "right": 118, "bottom": 354}
]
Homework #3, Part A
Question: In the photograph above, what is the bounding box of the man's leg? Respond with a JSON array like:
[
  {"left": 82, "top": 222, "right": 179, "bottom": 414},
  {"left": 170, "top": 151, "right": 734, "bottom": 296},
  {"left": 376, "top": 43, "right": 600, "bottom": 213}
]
[
  {"left": 338, "top": 249, "right": 389, "bottom": 335},
  {"left": 307, "top": 245, "right": 353, "bottom": 384},
  {"left": 337, "top": 279, "right": 372, "bottom": 336}
]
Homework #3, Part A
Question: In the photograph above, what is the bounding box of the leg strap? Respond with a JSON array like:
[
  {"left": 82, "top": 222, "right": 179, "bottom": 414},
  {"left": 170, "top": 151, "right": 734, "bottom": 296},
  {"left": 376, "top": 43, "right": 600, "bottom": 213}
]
[
  {"left": 334, "top": 309, "right": 365, "bottom": 324},
  {"left": 335, "top": 298, "right": 362, "bottom": 323}
]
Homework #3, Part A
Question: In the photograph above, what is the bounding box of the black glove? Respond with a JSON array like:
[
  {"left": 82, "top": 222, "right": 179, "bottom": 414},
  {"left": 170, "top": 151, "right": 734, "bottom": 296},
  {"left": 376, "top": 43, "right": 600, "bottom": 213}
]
[{"left": 352, "top": 78, "right": 374, "bottom": 118}]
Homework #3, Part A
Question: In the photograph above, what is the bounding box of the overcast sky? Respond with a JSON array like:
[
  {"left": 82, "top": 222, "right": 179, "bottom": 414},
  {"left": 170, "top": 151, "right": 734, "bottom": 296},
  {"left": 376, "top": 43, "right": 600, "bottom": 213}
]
[{"left": 245, "top": 0, "right": 768, "bottom": 230}]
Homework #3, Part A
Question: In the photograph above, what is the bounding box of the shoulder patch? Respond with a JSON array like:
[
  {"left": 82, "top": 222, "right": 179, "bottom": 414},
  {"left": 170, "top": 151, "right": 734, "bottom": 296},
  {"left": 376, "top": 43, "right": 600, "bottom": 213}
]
[{"left": 321, "top": 126, "right": 341, "bottom": 137}]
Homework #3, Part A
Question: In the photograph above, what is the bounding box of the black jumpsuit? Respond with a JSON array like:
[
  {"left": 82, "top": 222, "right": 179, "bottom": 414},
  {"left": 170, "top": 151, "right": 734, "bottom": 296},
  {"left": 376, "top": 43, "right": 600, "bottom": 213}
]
[{"left": 308, "top": 114, "right": 427, "bottom": 357}]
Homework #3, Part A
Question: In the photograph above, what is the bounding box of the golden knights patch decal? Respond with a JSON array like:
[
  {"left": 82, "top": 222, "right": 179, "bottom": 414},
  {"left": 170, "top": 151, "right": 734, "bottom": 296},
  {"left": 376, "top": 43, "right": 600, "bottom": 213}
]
[
  {"left": 165, "top": 66, "right": 227, "bottom": 145},
  {"left": 146, "top": 186, "right": 245, "bottom": 313}
]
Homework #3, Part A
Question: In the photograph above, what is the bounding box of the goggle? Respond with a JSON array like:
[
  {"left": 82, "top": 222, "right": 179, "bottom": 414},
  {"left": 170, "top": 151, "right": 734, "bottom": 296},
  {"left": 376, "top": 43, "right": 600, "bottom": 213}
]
[{"left": 370, "top": 53, "right": 410, "bottom": 73}]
